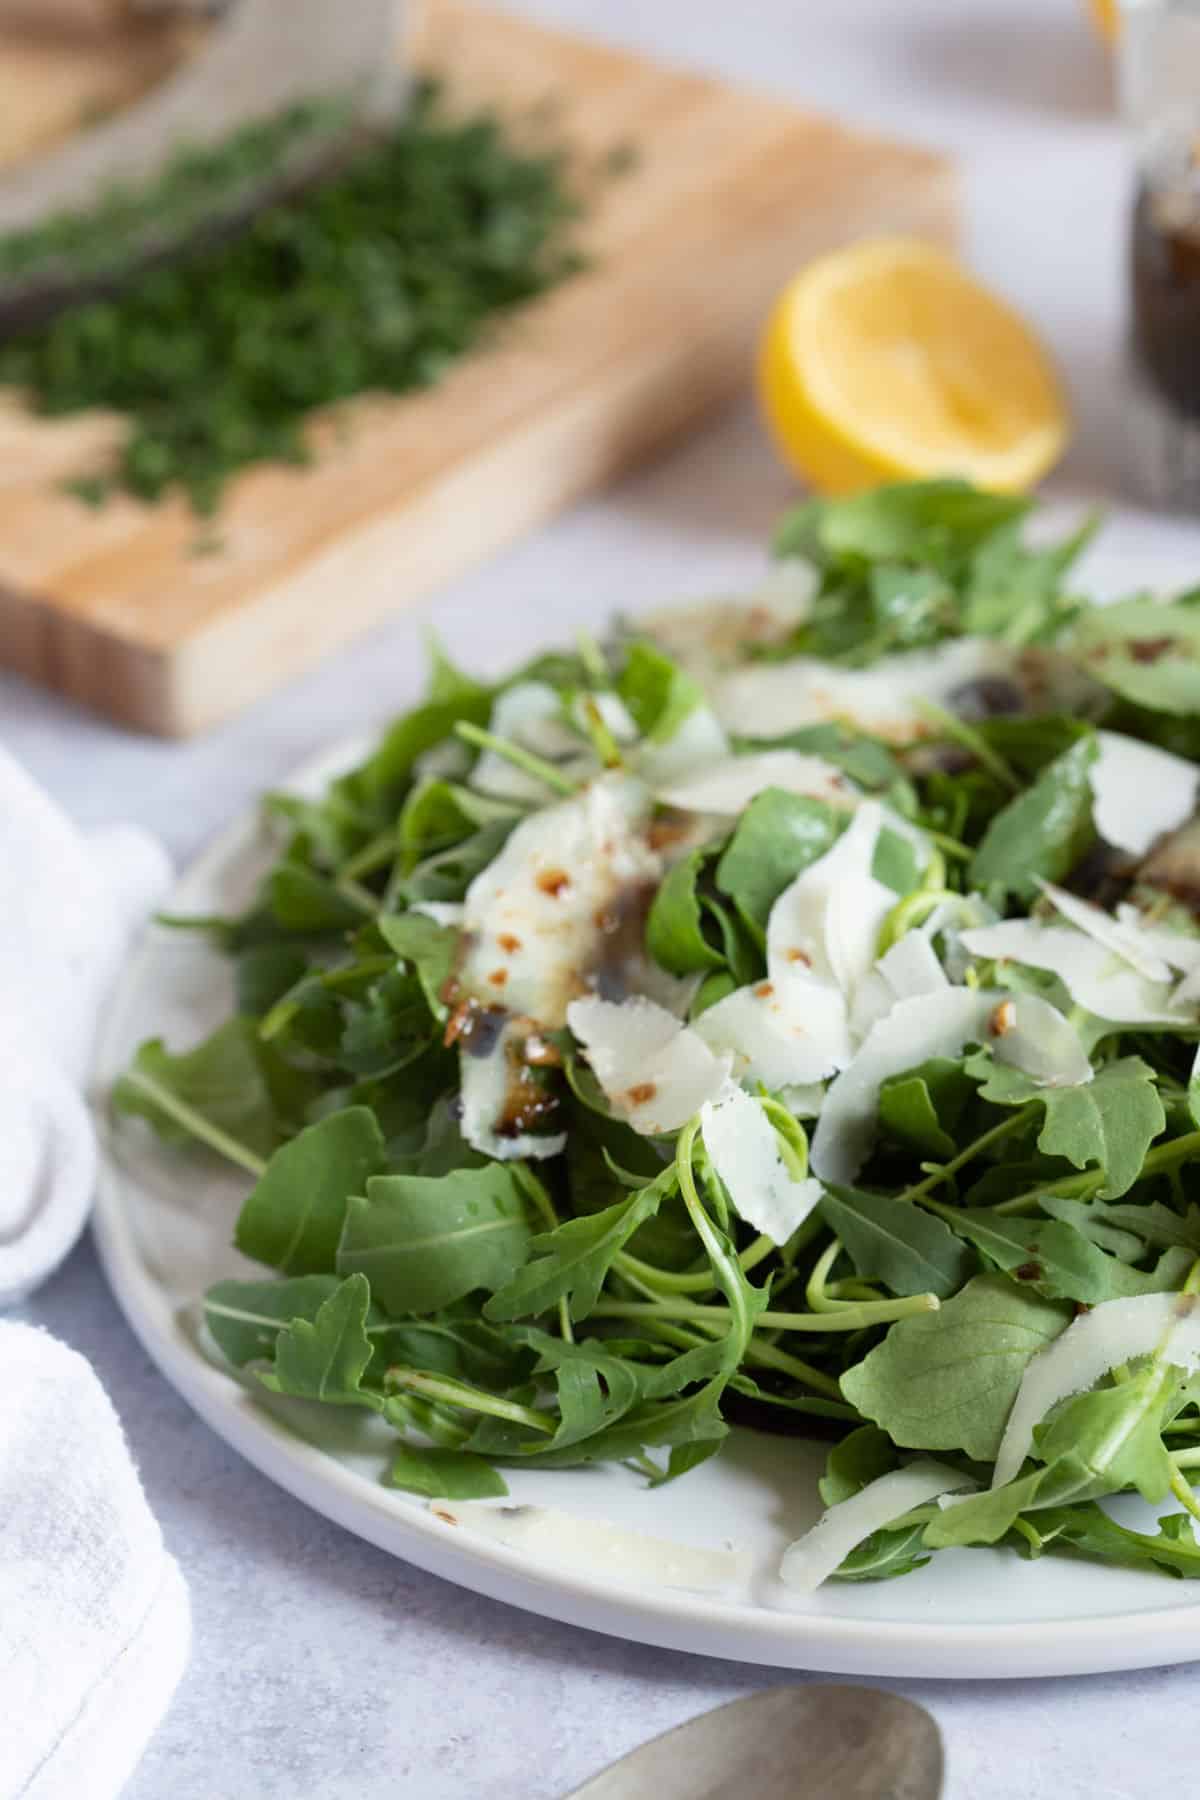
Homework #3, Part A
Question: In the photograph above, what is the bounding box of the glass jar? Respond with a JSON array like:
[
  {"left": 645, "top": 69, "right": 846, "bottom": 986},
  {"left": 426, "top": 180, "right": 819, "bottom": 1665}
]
[{"left": 1124, "top": 0, "right": 1200, "bottom": 504}]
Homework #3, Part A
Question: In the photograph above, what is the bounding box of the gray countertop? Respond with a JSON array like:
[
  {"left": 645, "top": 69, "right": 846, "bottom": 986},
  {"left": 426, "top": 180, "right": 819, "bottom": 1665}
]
[{"left": 10, "top": 2, "right": 1200, "bottom": 1794}]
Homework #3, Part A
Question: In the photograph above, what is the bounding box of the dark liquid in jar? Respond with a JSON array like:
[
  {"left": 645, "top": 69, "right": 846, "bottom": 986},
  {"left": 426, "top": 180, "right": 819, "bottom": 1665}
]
[{"left": 1132, "top": 179, "right": 1200, "bottom": 418}]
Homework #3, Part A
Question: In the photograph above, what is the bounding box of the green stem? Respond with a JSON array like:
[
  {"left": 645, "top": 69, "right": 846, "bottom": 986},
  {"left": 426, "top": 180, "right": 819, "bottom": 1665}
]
[
  {"left": 876, "top": 887, "right": 959, "bottom": 955},
  {"left": 455, "top": 721, "right": 577, "bottom": 795},
  {"left": 334, "top": 875, "right": 380, "bottom": 914},
  {"left": 385, "top": 1367, "right": 555, "bottom": 1434},
  {"left": 614, "top": 1233, "right": 776, "bottom": 1297},
  {"left": 587, "top": 1295, "right": 938, "bottom": 1333},
  {"left": 338, "top": 829, "right": 399, "bottom": 883},
  {"left": 628, "top": 1312, "right": 844, "bottom": 1400},
  {"left": 1171, "top": 1448, "right": 1200, "bottom": 1469},
  {"left": 578, "top": 694, "right": 624, "bottom": 769},
  {"left": 901, "top": 1109, "right": 1032, "bottom": 1207},
  {"left": 1170, "top": 1465, "right": 1200, "bottom": 1526},
  {"left": 576, "top": 629, "right": 610, "bottom": 687},
  {"left": 993, "top": 1129, "right": 1200, "bottom": 1218},
  {"left": 117, "top": 1070, "right": 267, "bottom": 1178},
  {"left": 514, "top": 1165, "right": 574, "bottom": 1343}
]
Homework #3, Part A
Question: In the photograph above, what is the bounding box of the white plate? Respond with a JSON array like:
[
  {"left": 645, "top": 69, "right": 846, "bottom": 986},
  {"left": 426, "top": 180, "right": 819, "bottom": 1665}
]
[{"left": 93, "top": 739, "right": 1200, "bottom": 1679}]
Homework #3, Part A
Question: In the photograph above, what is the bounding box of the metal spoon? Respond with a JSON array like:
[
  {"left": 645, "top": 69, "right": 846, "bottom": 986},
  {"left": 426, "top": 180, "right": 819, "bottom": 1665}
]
[{"left": 565, "top": 1686, "right": 943, "bottom": 1800}]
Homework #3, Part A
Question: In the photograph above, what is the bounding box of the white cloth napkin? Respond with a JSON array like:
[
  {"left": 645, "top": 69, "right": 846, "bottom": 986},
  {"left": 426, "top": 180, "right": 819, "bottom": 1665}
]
[
  {"left": 0, "top": 743, "right": 171, "bottom": 1305},
  {"left": 0, "top": 1323, "right": 191, "bottom": 1799}
]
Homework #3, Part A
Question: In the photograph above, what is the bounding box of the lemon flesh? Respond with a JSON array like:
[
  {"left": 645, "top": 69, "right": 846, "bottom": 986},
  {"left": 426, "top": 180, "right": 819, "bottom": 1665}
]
[{"left": 757, "top": 238, "right": 1069, "bottom": 495}]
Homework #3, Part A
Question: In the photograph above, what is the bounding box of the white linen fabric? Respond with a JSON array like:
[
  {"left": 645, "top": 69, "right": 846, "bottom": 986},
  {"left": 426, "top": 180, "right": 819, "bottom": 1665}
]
[
  {"left": 0, "top": 744, "right": 171, "bottom": 1305},
  {"left": 0, "top": 1324, "right": 191, "bottom": 1800}
]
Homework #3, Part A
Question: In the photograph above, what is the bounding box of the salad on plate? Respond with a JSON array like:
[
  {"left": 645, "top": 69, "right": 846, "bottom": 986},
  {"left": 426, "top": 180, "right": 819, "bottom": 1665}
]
[{"left": 114, "top": 479, "right": 1200, "bottom": 1593}]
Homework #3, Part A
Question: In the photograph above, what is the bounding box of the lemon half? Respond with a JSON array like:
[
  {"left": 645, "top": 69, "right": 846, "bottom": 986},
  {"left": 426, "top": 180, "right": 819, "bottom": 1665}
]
[{"left": 757, "top": 238, "right": 1069, "bottom": 495}]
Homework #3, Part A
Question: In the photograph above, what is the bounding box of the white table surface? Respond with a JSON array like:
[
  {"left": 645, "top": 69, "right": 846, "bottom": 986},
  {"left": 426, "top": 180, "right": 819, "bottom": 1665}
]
[{"left": 10, "top": 1, "right": 1200, "bottom": 1794}]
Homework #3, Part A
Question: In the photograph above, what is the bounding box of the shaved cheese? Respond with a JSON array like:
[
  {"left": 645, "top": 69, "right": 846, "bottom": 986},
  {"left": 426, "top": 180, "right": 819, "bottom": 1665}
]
[
  {"left": 1114, "top": 905, "right": 1200, "bottom": 976},
  {"left": 642, "top": 562, "right": 817, "bottom": 681},
  {"left": 1038, "top": 882, "right": 1173, "bottom": 983},
  {"left": 694, "top": 805, "right": 891, "bottom": 1089},
  {"left": 992, "top": 1292, "right": 1200, "bottom": 1490},
  {"left": 850, "top": 929, "right": 949, "bottom": 1039},
  {"left": 769, "top": 803, "right": 894, "bottom": 1003},
  {"left": 700, "top": 1086, "right": 823, "bottom": 1245},
  {"left": 713, "top": 639, "right": 1030, "bottom": 744},
  {"left": 694, "top": 983, "right": 850, "bottom": 1087},
  {"left": 459, "top": 1020, "right": 566, "bottom": 1163},
  {"left": 461, "top": 773, "right": 659, "bottom": 1027},
  {"left": 566, "top": 995, "right": 732, "bottom": 1134},
  {"left": 652, "top": 750, "right": 853, "bottom": 817},
  {"left": 990, "top": 991, "right": 1094, "bottom": 1088},
  {"left": 960, "top": 919, "right": 1185, "bottom": 1024},
  {"left": 634, "top": 702, "right": 729, "bottom": 787},
  {"left": 811, "top": 990, "right": 1091, "bottom": 1184},
  {"left": 1090, "top": 730, "right": 1199, "bottom": 857},
  {"left": 432, "top": 1500, "right": 746, "bottom": 1592},
  {"left": 780, "top": 1461, "right": 973, "bottom": 1592}
]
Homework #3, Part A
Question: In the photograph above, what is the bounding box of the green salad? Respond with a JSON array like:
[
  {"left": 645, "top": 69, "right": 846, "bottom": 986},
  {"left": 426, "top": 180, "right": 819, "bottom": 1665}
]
[{"left": 116, "top": 479, "right": 1200, "bottom": 1590}]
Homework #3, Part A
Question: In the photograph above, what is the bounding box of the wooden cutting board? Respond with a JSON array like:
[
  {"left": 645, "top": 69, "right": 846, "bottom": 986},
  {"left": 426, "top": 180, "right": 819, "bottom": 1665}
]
[{"left": 0, "top": 2, "right": 957, "bottom": 736}]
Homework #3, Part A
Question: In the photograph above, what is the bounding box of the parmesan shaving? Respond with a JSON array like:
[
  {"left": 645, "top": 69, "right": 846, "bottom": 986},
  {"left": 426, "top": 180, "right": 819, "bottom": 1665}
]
[
  {"left": 461, "top": 773, "right": 659, "bottom": 1027},
  {"left": 566, "top": 995, "right": 733, "bottom": 1134},
  {"left": 780, "top": 1461, "right": 974, "bottom": 1592},
  {"left": 811, "top": 989, "right": 1091, "bottom": 1184},
  {"left": 433, "top": 1501, "right": 746, "bottom": 1592},
  {"left": 652, "top": 750, "right": 853, "bottom": 817},
  {"left": 960, "top": 919, "right": 1186, "bottom": 1024},
  {"left": 1090, "top": 730, "right": 1199, "bottom": 858},
  {"left": 992, "top": 1292, "right": 1200, "bottom": 1490},
  {"left": 700, "top": 1085, "right": 823, "bottom": 1246}
]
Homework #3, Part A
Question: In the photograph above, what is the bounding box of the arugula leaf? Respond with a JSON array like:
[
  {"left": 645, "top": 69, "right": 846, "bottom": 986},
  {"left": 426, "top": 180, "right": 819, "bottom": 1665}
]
[
  {"left": 644, "top": 848, "right": 725, "bottom": 975},
  {"left": 969, "top": 733, "right": 1098, "bottom": 902},
  {"left": 387, "top": 1443, "right": 507, "bottom": 1499},
  {"left": 267, "top": 865, "right": 368, "bottom": 933},
  {"left": 878, "top": 1058, "right": 975, "bottom": 1161},
  {"left": 337, "top": 693, "right": 492, "bottom": 816},
  {"left": 258, "top": 1274, "right": 382, "bottom": 1409},
  {"left": 203, "top": 1273, "right": 344, "bottom": 1365},
  {"left": 1028, "top": 1505, "right": 1200, "bottom": 1579},
  {"left": 234, "top": 1107, "right": 387, "bottom": 1274},
  {"left": 926, "top": 1363, "right": 1184, "bottom": 1547},
  {"left": 338, "top": 1167, "right": 532, "bottom": 1315},
  {"left": 235, "top": 945, "right": 309, "bottom": 1019},
  {"left": 509, "top": 1329, "right": 642, "bottom": 1451},
  {"left": 1070, "top": 597, "right": 1200, "bottom": 716},
  {"left": 337, "top": 969, "right": 433, "bottom": 1079},
  {"left": 377, "top": 912, "right": 459, "bottom": 1020},
  {"left": 819, "top": 1186, "right": 974, "bottom": 1298},
  {"left": 776, "top": 480, "right": 1029, "bottom": 566},
  {"left": 618, "top": 640, "right": 708, "bottom": 742},
  {"left": 1041, "top": 1195, "right": 1200, "bottom": 1255},
  {"left": 398, "top": 818, "right": 514, "bottom": 905},
  {"left": 714, "top": 790, "right": 839, "bottom": 934},
  {"left": 944, "top": 1212, "right": 1190, "bottom": 1305},
  {"left": 966, "top": 1053, "right": 1165, "bottom": 1199},
  {"left": 960, "top": 515, "right": 1095, "bottom": 642},
  {"left": 112, "top": 1019, "right": 307, "bottom": 1163},
  {"left": 484, "top": 1178, "right": 666, "bottom": 1324},
  {"left": 841, "top": 1274, "right": 1069, "bottom": 1458}
]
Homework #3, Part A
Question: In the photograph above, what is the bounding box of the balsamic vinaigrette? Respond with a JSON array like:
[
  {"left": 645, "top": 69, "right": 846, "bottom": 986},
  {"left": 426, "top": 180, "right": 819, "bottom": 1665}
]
[{"left": 1132, "top": 174, "right": 1200, "bottom": 418}]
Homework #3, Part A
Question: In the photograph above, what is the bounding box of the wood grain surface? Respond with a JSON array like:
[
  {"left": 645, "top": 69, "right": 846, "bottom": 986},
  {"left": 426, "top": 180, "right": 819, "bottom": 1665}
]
[{"left": 0, "top": 0, "right": 958, "bottom": 735}]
